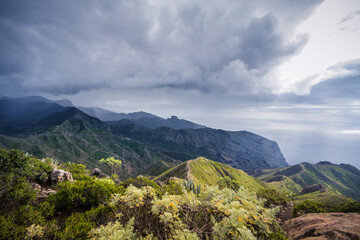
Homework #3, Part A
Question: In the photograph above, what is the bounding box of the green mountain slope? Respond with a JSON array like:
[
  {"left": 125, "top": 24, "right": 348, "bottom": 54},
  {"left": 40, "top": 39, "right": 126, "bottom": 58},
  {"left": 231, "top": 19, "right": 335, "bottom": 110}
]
[
  {"left": 0, "top": 110, "right": 180, "bottom": 179},
  {"left": 0, "top": 96, "right": 288, "bottom": 178},
  {"left": 111, "top": 124, "right": 288, "bottom": 171},
  {"left": 155, "top": 157, "right": 266, "bottom": 192},
  {"left": 256, "top": 161, "right": 360, "bottom": 201}
]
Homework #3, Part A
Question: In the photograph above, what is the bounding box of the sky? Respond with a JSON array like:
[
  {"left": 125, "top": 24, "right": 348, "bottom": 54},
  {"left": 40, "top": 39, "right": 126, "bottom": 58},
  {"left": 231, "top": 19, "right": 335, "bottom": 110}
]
[{"left": 1, "top": 0, "right": 360, "bottom": 168}]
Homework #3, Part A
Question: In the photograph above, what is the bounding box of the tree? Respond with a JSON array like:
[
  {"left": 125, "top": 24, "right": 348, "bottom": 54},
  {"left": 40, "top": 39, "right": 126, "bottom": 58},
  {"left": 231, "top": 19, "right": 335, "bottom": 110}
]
[{"left": 99, "top": 157, "right": 122, "bottom": 175}]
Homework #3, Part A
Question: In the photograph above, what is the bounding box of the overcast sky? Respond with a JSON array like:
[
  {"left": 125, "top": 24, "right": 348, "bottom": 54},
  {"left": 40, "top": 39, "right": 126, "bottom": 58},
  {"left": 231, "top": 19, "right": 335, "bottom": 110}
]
[{"left": 1, "top": 0, "right": 360, "bottom": 168}]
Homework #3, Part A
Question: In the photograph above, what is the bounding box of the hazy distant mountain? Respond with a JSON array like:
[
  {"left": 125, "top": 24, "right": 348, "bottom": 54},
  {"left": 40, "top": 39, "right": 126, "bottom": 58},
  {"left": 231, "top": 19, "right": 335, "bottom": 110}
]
[
  {"left": 79, "top": 106, "right": 205, "bottom": 130},
  {"left": 255, "top": 161, "right": 360, "bottom": 201},
  {"left": 1, "top": 96, "right": 74, "bottom": 107},
  {"left": 78, "top": 106, "right": 159, "bottom": 121},
  {"left": 0, "top": 97, "right": 76, "bottom": 136},
  {"left": 107, "top": 115, "right": 205, "bottom": 130}
]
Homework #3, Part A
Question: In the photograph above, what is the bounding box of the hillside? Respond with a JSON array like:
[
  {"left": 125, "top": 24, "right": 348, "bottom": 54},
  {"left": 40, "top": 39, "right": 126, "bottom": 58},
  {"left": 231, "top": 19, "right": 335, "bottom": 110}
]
[
  {"left": 255, "top": 161, "right": 360, "bottom": 201},
  {"left": 155, "top": 157, "right": 266, "bottom": 192},
  {"left": 0, "top": 108, "right": 180, "bottom": 179},
  {"left": 0, "top": 96, "right": 288, "bottom": 177},
  {"left": 112, "top": 124, "right": 288, "bottom": 171}
]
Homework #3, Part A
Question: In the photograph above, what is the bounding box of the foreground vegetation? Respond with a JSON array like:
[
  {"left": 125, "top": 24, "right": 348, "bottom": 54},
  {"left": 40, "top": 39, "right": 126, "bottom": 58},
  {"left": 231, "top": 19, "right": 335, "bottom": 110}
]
[
  {"left": 0, "top": 148, "right": 288, "bottom": 239},
  {"left": 1, "top": 148, "right": 359, "bottom": 239}
]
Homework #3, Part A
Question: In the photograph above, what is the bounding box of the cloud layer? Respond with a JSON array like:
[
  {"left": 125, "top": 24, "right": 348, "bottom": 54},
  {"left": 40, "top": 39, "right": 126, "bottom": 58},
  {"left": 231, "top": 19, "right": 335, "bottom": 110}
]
[{"left": 0, "top": 0, "right": 322, "bottom": 96}]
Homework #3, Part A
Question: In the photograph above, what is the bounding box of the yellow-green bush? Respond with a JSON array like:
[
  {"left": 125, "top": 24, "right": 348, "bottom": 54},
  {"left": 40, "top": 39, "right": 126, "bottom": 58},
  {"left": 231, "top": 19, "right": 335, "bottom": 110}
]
[{"left": 90, "top": 185, "right": 286, "bottom": 239}]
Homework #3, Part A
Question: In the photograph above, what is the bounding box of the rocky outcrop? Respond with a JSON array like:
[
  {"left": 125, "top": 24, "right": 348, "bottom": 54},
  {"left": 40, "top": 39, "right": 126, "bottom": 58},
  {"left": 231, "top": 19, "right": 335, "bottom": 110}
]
[
  {"left": 300, "top": 184, "right": 327, "bottom": 195},
  {"left": 90, "top": 168, "right": 108, "bottom": 178},
  {"left": 50, "top": 168, "right": 73, "bottom": 183},
  {"left": 31, "top": 183, "right": 57, "bottom": 199},
  {"left": 282, "top": 213, "right": 360, "bottom": 239}
]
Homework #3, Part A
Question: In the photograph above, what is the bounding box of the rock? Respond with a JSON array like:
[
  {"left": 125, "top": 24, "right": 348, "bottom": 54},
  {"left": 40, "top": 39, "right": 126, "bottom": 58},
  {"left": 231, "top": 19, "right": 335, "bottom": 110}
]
[
  {"left": 90, "top": 168, "right": 108, "bottom": 178},
  {"left": 38, "top": 188, "right": 57, "bottom": 199},
  {"left": 276, "top": 202, "right": 294, "bottom": 222},
  {"left": 300, "top": 184, "right": 327, "bottom": 195},
  {"left": 30, "top": 183, "right": 57, "bottom": 198},
  {"left": 50, "top": 169, "right": 73, "bottom": 183},
  {"left": 282, "top": 213, "right": 360, "bottom": 240}
]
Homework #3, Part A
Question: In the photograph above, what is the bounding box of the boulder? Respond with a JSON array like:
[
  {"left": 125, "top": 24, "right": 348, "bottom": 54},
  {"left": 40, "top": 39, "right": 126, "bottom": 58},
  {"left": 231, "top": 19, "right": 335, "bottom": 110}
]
[
  {"left": 282, "top": 213, "right": 360, "bottom": 239},
  {"left": 90, "top": 168, "right": 108, "bottom": 178},
  {"left": 50, "top": 169, "right": 73, "bottom": 183}
]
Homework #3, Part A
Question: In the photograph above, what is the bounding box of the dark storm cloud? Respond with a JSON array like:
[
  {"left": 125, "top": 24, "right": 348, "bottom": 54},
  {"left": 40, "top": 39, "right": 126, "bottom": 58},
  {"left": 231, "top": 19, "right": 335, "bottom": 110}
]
[
  {"left": 239, "top": 14, "right": 308, "bottom": 70},
  {"left": 0, "top": 0, "right": 322, "bottom": 96}
]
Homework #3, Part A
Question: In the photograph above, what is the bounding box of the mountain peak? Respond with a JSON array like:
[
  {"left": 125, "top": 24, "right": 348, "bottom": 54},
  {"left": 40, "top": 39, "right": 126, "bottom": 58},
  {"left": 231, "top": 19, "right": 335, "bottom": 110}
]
[{"left": 155, "top": 157, "right": 265, "bottom": 191}]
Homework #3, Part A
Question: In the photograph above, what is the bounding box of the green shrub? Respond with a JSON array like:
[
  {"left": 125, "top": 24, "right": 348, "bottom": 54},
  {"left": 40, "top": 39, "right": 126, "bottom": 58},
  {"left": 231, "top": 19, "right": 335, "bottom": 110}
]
[
  {"left": 337, "top": 201, "right": 360, "bottom": 213},
  {"left": 0, "top": 205, "right": 47, "bottom": 240},
  {"left": 256, "top": 188, "right": 291, "bottom": 207},
  {"left": 216, "top": 176, "right": 240, "bottom": 191},
  {"left": 59, "top": 163, "right": 90, "bottom": 180},
  {"left": 37, "top": 201, "right": 55, "bottom": 219},
  {"left": 162, "top": 180, "right": 183, "bottom": 195},
  {"left": 121, "top": 177, "right": 161, "bottom": 194},
  {"left": 47, "top": 177, "right": 124, "bottom": 211},
  {"left": 56, "top": 205, "right": 116, "bottom": 240},
  {"left": 0, "top": 148, "right": 29, "bottom": 172},
  {"left": 293, "top": 200, "right": 327, "bottom": 217},
  {"left": 58, "top": 212, "right": 95, "bottom": 240}
]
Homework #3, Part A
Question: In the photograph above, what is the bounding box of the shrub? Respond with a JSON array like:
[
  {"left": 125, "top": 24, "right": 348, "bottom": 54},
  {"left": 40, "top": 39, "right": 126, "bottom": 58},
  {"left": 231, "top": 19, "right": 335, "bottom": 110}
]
[
  {"left": 293, "top": 200, "right": 327, "bottom": 217},
  {"left": 0, "top": 148, "right": 29, "bottom": 172},
  {"left": 216, "top": 176, "right": 240, "bottom": 191},
  {"left": 256, "top": 188, "right": 291, "bottom": 207},
  {"left": 0, "top": 205, "right": 47, "bottom": 240},
  {"left": 99, "top": 157, "right": 122, "bottom": 175},
  {"left": 56, "top": 205, "right": 116, "bottom": 240},
  {"left": 59, "top": 163, "right": 90, "bottom": 180},
  {"left": 92, "top": 185, "right": 286, "bottom": 239},
  {"left": 47, "top": 177, "right": 124, "bottom": 211},
  {"left": 121, "top": 177, "right": 162, "bottom": 194},
  {"left": 0, "top": 149, "right": 38, "bottom": 213},
  {"left": 58, "top": 212, "right": 95, "bottom": 240},
  {"left": 337, "top": 201, "right": 360, "bottom": 213},
  {"left": 162, "top": 180, "right": 183, "bottom": 195}
]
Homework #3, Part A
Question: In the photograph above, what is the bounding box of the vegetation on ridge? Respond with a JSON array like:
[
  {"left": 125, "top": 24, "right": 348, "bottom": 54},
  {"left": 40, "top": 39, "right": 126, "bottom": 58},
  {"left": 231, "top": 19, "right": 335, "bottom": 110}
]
[{"left": 0, "top": 148, "right": 289, "bottom": 239}]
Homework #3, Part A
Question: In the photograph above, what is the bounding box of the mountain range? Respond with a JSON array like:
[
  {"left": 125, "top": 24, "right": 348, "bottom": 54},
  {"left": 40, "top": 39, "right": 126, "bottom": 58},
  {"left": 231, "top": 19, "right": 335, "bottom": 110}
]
[
  {"left": 0, "top": 96, "right": 287, "bottom": 178},
  {"left": 1, "top": 96, "right": 360, "bottom": 203},
  {"left": 255, "top": 161, "right": 360, "bottom": 202}
]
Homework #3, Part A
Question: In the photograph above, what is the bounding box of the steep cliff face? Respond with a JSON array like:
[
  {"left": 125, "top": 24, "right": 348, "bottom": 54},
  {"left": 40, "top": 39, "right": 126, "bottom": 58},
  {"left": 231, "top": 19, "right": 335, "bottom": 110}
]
[{"left": 113, "top": 125, "right": 288, "bottom": 171}]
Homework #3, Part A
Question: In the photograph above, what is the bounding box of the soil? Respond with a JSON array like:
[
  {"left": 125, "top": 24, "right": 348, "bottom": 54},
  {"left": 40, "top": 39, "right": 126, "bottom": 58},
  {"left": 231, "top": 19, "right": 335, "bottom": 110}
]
[{"left": 282, "top": 213, "right": 360, "bottom": 240}]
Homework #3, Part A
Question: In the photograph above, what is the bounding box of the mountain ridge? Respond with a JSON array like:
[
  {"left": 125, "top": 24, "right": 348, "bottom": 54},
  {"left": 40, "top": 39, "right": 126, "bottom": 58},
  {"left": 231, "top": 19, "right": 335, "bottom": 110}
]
[
  {"left": 256, "top": 161, "right": 360, "bottom": 201},
  {"left": 0, "top": 96, "right": 288, "bottom": 177},
  {"left": 155, "top": 157, "right": 266, "bottom": 192}
]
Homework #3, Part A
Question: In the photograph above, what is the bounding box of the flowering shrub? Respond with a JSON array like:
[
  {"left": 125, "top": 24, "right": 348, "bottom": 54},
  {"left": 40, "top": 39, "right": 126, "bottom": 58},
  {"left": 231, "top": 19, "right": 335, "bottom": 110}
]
[{"left": 89, "top": 185, "right": 286, "bottom": 239}]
